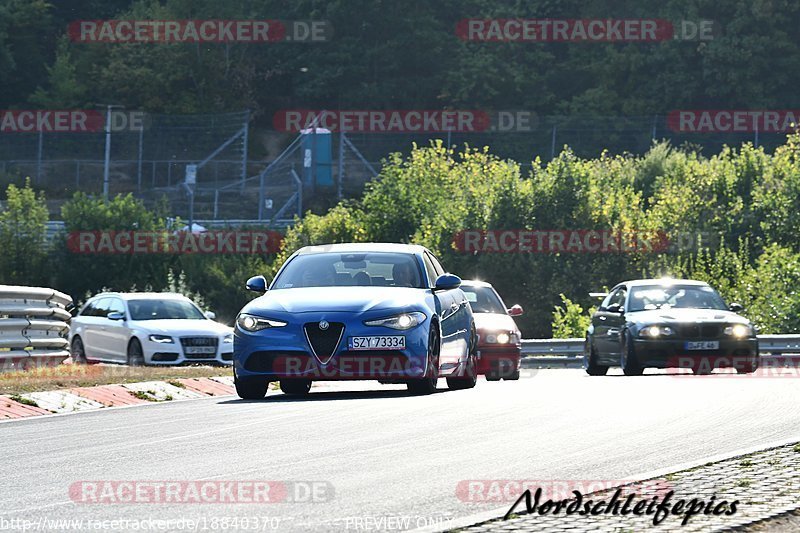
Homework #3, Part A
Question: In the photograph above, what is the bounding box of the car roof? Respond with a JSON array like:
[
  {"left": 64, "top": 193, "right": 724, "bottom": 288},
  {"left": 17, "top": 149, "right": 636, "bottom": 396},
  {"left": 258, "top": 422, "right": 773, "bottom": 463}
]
[
  {"left": 90, "top": 292, "right": 191, "bottom": 301},
  {"left": 460, "top": 279, "right": 494, "bottom": 288},
  {"left": 294, "top": 242, "right": 429, "bottom": 255},
  {"left": 618, "top": 278, "right": 711, "bottom": 288}
]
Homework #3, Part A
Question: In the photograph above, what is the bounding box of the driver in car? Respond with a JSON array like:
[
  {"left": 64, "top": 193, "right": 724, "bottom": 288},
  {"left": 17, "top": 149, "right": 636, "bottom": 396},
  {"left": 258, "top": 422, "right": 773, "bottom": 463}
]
[{"left": 392, "top": 262, "right": 416, "bottom": 287}]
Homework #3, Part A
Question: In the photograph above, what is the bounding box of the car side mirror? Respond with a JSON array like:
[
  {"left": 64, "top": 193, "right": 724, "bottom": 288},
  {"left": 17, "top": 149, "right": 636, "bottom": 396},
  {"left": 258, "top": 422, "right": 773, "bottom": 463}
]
[
  {"left": 433, "top": 273, "right": 461, "bottom": 291},
  {"left": 507, "top": 304, "right": 524, "bottom": 317},
  {"left": 107, "top": 312, "right": 125, "bottom": 321},
  {"left": 246, "top": 275, "right": 268, "bottom": 293},
  {"left": 606, "top": 302, "right": 623, "bottom": 314},
  {"left": 729, "top": 302, "right": 744, "bottom": 313},
  {"left": 204, "top": 311, "right": 216, "bottom": 320}
]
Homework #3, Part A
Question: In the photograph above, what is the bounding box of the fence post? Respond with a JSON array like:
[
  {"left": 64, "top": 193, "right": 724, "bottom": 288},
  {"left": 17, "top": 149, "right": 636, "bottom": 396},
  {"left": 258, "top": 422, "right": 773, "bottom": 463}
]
[
  {"left": 652, "top": 115, "right": 658, "bottom": 141},
  {"left": 137, "top": 126, "right": 144, "bottom": 193},
  {"left": 550, "top": 125, "right": 557, "bottom": 159},
  {"left": 754, "top": 123, "right": 759, "bottom": 148},
  {"left": 337, "top": 131, "right": 345, "bottom": 199},
  {"left": 258, "top": 171, "right": 265, "bottom": 220},
  {"left": 36, "top": 130, "right": 44, "bottom": 183},
  {"left": 241, "top": 110, "right": 250, "bottom": 187}
]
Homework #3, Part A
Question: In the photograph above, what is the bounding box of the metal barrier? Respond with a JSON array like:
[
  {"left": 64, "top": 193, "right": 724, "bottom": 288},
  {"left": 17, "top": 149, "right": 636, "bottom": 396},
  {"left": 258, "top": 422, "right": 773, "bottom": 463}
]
[
  {"left": 521, "top": 335, "right": 800, "bottom": 357},
  {"left": 0, "top": 286, "right": 72, "bottom": 371},
  {"left": 520, "top": 335, "right": 800, "bottom": 369}
]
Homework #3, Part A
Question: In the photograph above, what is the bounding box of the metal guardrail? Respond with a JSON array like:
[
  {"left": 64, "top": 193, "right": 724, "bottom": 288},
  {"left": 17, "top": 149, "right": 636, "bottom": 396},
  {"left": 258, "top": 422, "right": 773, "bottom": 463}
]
[
  {"left": 0, "top": 286, "right": 72, "bottom": 371},
  {"left": 521, "top": 335, "right": 800, "bottom": 358}
]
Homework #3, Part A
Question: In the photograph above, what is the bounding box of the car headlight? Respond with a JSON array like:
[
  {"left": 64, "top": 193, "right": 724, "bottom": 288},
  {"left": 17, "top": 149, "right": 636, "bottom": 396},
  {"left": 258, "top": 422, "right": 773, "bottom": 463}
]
[
  {"left": 639, "top": 325, "right": 675, "bottom": 338},
  {"left": 364, "top": 312, "right": 426, "bottom": 330},
  {"left": 485, "top": 332, "right": 520, "bottom": 344},
  {"left": 149, "top": 334, "right": 174, "bottom": 344},
  {"left": 222, "top": 333, "right": 233, "bottom": 344},
  {"left": 725, "top": 324, "right": 753, "bottom": 338},
  {"left": 236, "top": 314, "right": 287, "bottom": 332}
]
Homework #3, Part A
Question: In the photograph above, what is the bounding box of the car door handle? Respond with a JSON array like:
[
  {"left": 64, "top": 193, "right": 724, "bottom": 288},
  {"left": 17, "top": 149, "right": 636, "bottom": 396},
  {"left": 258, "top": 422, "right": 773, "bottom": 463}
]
[{"left": 450, "top": 303, "right": 459, "bottom": 311}]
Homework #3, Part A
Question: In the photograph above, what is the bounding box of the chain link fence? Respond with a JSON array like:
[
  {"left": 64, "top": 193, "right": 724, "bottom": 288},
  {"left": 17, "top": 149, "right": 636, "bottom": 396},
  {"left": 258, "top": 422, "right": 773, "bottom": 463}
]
[{"left": 0, "top": 113, "right": 790, "bottom": 223}]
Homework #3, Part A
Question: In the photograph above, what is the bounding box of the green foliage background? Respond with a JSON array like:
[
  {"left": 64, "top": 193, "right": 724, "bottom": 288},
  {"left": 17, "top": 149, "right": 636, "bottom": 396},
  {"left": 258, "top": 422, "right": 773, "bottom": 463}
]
[{"left": 4, "top": 137, "right": 800, "bottom": 336}]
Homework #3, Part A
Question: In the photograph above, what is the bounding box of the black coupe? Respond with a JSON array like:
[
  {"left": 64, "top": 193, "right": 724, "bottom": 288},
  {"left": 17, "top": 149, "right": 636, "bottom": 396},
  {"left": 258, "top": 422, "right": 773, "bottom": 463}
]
[{"left": 584, "top": 279, "right": 759, "bottom": 376}]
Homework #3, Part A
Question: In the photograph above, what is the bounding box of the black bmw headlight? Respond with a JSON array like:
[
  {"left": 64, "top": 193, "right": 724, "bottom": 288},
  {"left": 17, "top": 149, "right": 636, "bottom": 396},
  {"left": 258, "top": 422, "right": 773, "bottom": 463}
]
[{"left": 638, "top": 325, "right": 676, "bottom": 338}]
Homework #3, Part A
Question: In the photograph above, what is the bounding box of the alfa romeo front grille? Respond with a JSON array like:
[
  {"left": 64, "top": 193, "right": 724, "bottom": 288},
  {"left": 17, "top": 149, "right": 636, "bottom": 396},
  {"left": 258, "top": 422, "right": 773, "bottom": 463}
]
[{"left": 303, "top": 322, "right": 344, "bottom": 364}]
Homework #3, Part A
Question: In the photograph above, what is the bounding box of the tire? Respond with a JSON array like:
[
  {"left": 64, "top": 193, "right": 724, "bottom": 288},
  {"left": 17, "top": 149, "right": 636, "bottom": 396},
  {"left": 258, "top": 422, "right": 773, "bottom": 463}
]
[
  {"left": 280, "top": 379, "right": 312, "bottom": 395},
  {"left": 585, "top": 340, "right": 609, "bottom": 376},
  {"left": 71, "top": 336, "right": 88, "bottom": 365},
  {"left": 235, "top": 373, "right": 269, "bottom": 400},
  {"left": 447, "top": 349, "right": 477, "bottom": 390},
  {"left": 485, "top": 373, "right": 501, "bottom": 382},
  {"left": 692, "top": 367, "right": 713, "bottom": 375},
  {"left": 126, "top": 338, "right": 145, "bottom": 366},
  {"left": 620, "top": 333, "right": 643, "bottom": 376},
  {"left": 736, "top": 357, "right": 759, "bottom": 374},
  {"left": 408, "top": 326, "right": 439, "bottom": 395},
  {"left": 504, "top": 369, "right": 520, "bottom": 380}
]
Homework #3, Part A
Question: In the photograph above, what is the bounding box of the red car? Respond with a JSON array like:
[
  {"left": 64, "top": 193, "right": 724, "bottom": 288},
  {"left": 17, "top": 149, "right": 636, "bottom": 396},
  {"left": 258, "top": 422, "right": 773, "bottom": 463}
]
[{"left": 460, "top": 280, "right": 523, "bottom": 380}]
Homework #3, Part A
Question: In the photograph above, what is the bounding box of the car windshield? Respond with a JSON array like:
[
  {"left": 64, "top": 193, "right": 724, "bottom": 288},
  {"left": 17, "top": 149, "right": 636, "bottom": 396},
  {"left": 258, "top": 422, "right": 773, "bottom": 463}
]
[
  {"left": 273, "top": 252, "right": 423, "bottom": 289},
  {"left": 128, "top": 299, "right": 206, "bottom": 320},
  {"left": 461, "top": 286, "right": 506, "bottom": 314},
  {"left": 628, "top": 285, "right": 728, "bottom": 312}
]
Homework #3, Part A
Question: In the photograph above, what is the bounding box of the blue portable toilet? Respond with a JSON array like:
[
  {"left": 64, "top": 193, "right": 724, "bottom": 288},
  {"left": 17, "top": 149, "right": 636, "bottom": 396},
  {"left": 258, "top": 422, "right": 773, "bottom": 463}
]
[{"left": 300, "top": 127, "right": 333, "bottom": 187}]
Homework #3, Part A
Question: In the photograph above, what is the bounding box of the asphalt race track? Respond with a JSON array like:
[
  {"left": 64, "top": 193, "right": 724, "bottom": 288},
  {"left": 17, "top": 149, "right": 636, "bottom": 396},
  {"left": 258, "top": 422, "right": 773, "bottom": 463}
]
[{"left": 2, "top": 368, "right": 800, "bottom": 532}]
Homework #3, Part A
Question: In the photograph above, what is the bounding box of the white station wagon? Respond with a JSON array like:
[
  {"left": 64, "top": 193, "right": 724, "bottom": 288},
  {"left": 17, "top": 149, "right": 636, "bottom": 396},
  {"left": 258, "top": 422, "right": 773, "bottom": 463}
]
[{"left": 69, "top": 292, "right": 233, "bottom": 365}]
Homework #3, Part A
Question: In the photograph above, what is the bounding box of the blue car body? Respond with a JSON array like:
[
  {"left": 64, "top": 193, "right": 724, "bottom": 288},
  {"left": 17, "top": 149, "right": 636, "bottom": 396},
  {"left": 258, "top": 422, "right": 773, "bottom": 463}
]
[{"left": 233, "top": 243, "right": 475, "bottom": 389}]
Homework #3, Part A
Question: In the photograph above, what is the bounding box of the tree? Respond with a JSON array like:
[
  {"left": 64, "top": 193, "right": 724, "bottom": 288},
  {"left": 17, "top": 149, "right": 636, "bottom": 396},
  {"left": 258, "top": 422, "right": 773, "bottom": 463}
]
[{"left": 0, "top": 178, "right": 49, "bottom": 285}]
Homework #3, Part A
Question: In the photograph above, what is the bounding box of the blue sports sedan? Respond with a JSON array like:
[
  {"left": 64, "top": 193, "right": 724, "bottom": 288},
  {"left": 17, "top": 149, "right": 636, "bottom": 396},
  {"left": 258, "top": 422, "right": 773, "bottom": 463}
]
[{"left": 233, "top": 243, "right": 477, "bottom": 398}]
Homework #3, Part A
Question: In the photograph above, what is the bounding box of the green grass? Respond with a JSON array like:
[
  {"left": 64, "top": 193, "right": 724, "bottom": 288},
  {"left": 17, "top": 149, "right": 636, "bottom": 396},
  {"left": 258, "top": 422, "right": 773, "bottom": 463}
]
[
  {"left": 9, "top": 394, "right": 39, "bottom": 407},
  {"left": 0, "top": 364, "right": 228, "bottom": 394},
  {"left": 131, "top": 390, "right": 158, "bottom": 402},
  {"left": 736, "top": 478, "right": 753, "bottom": 488},
  {"left": 740, "top": 459, "right": 754, "bottom": 467}
]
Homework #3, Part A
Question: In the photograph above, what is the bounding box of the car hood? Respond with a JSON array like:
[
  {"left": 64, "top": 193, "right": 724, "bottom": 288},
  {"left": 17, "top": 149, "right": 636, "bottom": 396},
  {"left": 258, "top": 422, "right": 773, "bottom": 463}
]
[
  {"left": 243, "top": 286, "right": 427, "bottom": 316},
  {"left": 130, "top": 319, "right": 232, "bottom": 335},
  {"left": 473, "top": 313, "right": 519, "bottom": 333},
  {"left": 628, "top": 308, "right": 749, "bottom": 325}
]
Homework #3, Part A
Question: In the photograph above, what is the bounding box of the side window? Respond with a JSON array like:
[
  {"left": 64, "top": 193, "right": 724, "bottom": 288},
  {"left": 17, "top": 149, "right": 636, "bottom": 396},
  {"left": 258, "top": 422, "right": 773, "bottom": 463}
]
[
  {"left": 108, "top": 298, "right": 125, "bottom": 316},
  {"left": 421, "top": 254, "right": 438, "bottom": 287},
  {"left": 426, "top": 252, "right": 445, "bottom": 276},
  {"left": 601, "top": 288, "right": 625, "bottom": 310},
  {"left": 609, "top": 288, "right": 627, "bottom": 309},
  {"left": 93, "top": 298, "right": 112, "bottom": 318},
  {"left": 80, "top": 300, "right": 97, "bottom": 317}
]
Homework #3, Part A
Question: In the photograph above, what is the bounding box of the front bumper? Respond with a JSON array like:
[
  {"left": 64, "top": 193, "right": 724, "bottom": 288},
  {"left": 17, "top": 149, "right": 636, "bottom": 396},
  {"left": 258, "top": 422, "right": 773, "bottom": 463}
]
[
  {"left": 234, "top": 313, "right": 430, "bottom": 381},
  {"left": 476, "top": 346, "right": 521, "bottom": 375},
  {"left": 143, "top": 337, "right": 233, "bottom": 365},
  {"left": 632, "top": 337, "right": 759, "bottom": 369}
]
